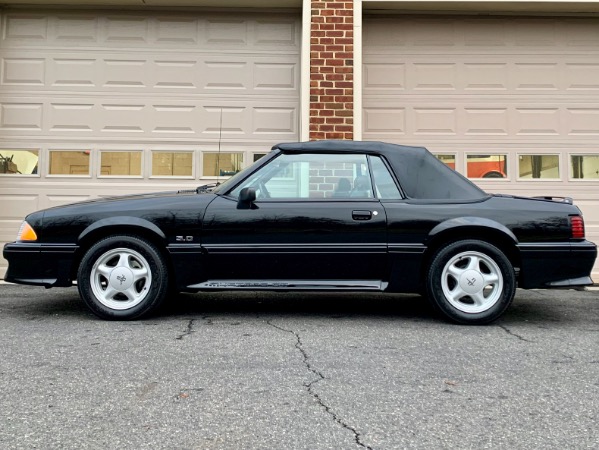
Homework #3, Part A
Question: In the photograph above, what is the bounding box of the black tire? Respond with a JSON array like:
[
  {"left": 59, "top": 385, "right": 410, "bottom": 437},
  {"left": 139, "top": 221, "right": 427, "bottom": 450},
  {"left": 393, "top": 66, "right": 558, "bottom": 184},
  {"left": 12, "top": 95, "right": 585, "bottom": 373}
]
[
  {"left": 426, "top": 240, "right": 516, "bottom": 325},
  {"left": 482, "top": 171, "right": 505, "bottom": 179},
  {"left": 77, "top": 235, "right": 170, "bottom": 320}
]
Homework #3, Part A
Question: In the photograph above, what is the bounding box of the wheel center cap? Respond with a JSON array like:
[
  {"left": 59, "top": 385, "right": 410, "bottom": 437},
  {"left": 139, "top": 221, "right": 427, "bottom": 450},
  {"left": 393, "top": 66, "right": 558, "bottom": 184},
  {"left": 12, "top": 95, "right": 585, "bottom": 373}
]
[
  {"left": 460, "top": 270, "right": 484, "bottom": 295},
  {"left": 109, "top": 267, "right": 134, "bottom": 291}
]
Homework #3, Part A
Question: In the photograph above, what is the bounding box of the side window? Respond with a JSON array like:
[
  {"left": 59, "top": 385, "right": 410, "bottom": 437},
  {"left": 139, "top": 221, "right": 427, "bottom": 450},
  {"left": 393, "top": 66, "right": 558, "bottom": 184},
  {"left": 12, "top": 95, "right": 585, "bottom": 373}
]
[
  {"left": 370, "top": 156, "right": 401, "bottom": 199},
  {"left": 230, "top": 153, "right": 375, "bottom": 199}
]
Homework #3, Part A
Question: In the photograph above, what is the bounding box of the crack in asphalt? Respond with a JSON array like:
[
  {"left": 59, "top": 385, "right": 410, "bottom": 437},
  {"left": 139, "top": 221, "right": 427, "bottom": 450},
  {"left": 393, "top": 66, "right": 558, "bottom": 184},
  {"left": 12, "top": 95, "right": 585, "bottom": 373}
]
[
  {"left": 268, "top": 320, "right": 373, "bottom": 450},
  {"left": 176, "top": 318, "right": 196, "bottom": 340},
  {"left": 498, "top": 324, "right": 532, "bottom": 342},
  {"left": 176, "top": 316, "right": 214, "bottom": 341}
]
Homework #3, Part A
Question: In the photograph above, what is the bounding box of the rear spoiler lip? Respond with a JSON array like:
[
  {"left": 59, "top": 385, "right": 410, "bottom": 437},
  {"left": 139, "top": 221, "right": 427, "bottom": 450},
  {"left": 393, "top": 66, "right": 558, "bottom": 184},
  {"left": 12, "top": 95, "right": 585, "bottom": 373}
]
[{"left": 531, "top": 196, "right": 573, "bottom": 205}]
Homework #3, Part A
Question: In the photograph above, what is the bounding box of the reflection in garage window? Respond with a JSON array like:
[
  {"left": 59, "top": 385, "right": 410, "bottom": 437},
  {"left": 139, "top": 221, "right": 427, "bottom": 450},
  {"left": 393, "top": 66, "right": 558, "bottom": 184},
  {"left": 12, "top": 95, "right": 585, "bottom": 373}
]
[
  {"left": 49, "top": 150, "right": 90, "bottom": 175},
  {"left": 0, "top": 150, "right": 39, "bottom": 175},
  {"left": 152, "top": 152, "right": 193, "bottom": 177},
  {"left": 466, "top": 154, "right": 507, "bottom": 179},
  {"left": 100, "top": 151, "right": 142, "bottom": 176},
  {"left": 253, "top": 153, "right": 267, "bottom": 163},
  {"left": 434, "top": 154, "right": 456, "bottom": 170},
  {"left": 518, "top": 155, "right": 560, "bottom": 179},
  {"left": 203, "top": 152, "right": 243, "bottom": 177},
  {"left": 571, "top": 155, "right": 599, "bottom": 179}
]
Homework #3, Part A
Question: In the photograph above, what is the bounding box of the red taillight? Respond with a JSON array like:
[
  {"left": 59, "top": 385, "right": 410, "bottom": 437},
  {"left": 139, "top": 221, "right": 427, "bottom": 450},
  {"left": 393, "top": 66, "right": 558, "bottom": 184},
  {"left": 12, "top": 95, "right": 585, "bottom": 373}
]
[{"left": 570, "top": 215, "right": 585, "bottom": 239}]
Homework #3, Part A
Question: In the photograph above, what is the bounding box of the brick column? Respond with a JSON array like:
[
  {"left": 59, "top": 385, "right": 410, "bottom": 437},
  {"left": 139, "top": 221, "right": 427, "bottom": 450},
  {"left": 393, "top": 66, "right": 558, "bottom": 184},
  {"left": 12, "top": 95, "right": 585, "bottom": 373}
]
[{"left": 309, "top": 0, "right": 354, "bottom": 140}]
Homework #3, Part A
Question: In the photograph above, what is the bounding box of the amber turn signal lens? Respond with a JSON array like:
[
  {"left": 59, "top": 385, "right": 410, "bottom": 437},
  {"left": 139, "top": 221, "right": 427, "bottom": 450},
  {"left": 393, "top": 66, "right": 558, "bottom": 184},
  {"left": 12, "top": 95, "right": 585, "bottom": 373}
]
[{"left": 17, "top": 221, "right": 38, "bottom": 242}]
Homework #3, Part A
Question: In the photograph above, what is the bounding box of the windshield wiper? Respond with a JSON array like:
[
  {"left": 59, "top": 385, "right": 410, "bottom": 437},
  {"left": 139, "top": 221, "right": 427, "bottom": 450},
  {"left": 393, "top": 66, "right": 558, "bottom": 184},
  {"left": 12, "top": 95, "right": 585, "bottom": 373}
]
[{"left": 196, "top": 182, "right": 220, "bottom": 193}]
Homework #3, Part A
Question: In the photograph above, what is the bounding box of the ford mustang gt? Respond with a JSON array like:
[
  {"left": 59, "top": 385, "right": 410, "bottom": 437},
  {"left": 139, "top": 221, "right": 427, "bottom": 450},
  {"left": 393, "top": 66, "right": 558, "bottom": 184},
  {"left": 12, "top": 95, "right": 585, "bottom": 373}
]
[{"left": 4, "top": 141, "right": 597, "bottom": 324}]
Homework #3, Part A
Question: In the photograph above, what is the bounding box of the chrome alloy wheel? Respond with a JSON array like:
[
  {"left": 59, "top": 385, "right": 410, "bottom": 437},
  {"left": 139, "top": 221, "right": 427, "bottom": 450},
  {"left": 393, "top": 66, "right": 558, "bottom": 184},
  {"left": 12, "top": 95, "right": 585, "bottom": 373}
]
[
  {"left": 90, "top": 247, "right": 152, "bottom": 310},
  {"left": 440, "top": 250, "right": 504, "bottom": 314}
]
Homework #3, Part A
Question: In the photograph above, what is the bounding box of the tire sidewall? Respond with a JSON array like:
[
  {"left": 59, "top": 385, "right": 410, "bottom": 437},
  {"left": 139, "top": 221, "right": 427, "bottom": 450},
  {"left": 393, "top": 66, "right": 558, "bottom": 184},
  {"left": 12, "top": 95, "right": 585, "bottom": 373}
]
[
  {"left": 426, "top": 240, "right": 516, "bottom": 325},
  {"left": 77, "top": 235, "right": 169, "bottom": 320}
]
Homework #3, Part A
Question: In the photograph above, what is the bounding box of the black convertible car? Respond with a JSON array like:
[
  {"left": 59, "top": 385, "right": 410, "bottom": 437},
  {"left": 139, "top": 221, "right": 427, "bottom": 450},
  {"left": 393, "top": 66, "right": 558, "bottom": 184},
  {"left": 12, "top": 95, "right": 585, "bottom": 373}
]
[{"left": 4, "top": 141, "right": 597, "bottom": 324}]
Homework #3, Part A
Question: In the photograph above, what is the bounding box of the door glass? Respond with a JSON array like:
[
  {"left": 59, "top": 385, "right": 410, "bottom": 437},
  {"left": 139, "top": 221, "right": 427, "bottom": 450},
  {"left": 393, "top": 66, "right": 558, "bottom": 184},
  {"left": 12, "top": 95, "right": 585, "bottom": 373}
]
[
  {"left": 230, "top": 153, "right": 373, "bottom": 199},
  {"left": 370, "top": 156, "right": 401, "bottom": 199}
]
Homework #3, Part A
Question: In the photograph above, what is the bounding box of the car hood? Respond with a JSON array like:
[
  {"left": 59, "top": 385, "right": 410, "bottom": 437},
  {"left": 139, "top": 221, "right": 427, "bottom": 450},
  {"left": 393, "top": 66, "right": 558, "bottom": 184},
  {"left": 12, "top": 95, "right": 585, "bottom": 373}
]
[
  {"left": 41, "top": 189, "right": 210, "bottom": 211},
  {"left": 24, "top": 189, "right": 218, "bottom": 229}
]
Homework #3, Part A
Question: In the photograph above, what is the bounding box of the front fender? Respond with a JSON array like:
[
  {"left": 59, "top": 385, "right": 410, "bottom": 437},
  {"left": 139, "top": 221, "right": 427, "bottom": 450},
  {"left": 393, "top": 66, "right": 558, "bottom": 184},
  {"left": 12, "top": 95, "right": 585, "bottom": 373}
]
[
  {"left": 78, "top": 216, "right": 166, "bottom": 242},
  {"left": 428, "top": 217, "right": 518, "bottom": 244}
]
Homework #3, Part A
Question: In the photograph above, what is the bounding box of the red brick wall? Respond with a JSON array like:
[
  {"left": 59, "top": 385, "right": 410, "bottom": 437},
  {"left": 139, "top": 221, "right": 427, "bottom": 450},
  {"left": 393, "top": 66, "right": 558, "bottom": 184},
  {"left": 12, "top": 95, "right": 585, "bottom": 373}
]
[
  {"left": 309, "top": 0, "right": 354, "bottom": 141},
  {"left": 309, "top": 162, "right": 355, "bottom": 197}
]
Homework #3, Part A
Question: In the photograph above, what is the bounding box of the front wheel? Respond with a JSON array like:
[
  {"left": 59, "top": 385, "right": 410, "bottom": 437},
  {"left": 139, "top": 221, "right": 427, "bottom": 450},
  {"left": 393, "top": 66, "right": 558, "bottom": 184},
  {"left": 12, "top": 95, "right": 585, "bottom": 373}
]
[
  {"left": 77, "top": 235, "right": 170, "bottom": 320},
  {"left": 426, "top": 240, "right": 516, "bottom": 325}
]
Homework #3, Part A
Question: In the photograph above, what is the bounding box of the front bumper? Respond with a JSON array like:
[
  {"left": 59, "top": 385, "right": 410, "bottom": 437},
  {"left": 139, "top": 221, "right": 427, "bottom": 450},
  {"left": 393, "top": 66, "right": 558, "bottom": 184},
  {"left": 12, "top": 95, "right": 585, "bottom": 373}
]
[
  {"left": 517, "top": 241, "right": 597, "bottom": 289},
  {"left": 3, "top": 242, "right": 78, "bottom": 287}
]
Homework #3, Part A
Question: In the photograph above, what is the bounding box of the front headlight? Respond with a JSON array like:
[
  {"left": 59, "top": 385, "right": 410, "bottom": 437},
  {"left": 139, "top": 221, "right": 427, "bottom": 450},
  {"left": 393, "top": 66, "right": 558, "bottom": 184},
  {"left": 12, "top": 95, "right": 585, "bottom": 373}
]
[{"left": 17, "top": 221, "right": 38, "bottom": 242}]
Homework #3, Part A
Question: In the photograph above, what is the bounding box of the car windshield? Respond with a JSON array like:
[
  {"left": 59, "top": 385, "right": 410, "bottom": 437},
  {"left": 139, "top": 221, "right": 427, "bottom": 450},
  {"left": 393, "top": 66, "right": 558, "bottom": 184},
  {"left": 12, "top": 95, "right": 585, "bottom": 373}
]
[{"left": 212, "top": 154, "right": 274, "bottom": 194}]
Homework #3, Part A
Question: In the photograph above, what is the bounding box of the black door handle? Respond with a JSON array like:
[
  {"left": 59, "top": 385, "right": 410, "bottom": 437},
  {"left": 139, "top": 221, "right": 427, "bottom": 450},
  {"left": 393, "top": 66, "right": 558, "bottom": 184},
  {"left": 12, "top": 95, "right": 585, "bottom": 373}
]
[{"left": 352, "top": 210, "right": 372, "bottom": 221}]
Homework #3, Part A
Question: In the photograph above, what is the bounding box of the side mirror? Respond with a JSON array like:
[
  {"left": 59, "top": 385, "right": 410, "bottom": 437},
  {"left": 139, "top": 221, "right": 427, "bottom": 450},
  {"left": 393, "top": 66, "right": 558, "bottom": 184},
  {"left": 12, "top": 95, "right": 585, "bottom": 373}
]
[{"left": 237, "top": 187, "right": 256, "bottom": 209}]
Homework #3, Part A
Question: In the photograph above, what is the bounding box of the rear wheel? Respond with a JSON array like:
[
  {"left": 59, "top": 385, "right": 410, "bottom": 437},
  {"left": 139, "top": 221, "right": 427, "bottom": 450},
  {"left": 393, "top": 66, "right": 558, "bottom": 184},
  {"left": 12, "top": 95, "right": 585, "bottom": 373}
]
[
  {"left": 77, "top": 235, "right": 169, "bottom": 320},
  {"left": 426, "top": 240, "right": 515, "bottom": 324}
]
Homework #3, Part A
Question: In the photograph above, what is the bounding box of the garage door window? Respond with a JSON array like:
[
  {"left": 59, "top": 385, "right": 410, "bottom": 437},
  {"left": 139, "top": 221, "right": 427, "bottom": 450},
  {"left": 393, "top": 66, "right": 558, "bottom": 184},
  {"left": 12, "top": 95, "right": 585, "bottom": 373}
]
[
  {"left": 253, "top": 153, "right": 268, "bottom": 163},
  {"left": 518, "top": 155, "right": 560, "bottom": 179},
  {"left": 100, "top": 151, "right": 142, "bottom": 177},
  {"left": 0, "top": 150, "right": 39, "bottom": 175},
  {"left": 49, "top": 150, "right": 90, "bottom": 176},
  {"left": 203, "top": 153, "right": 244, "bottom": 177},
  {"left": 571, "top": 155, "right": 599, "bottom": 180},
  {"left": 466, "top": 154, "right": 507, "bottom": 179},
  {"left": 151, "top": 152, "right": 193, "bottom": 177},
  {"left": 434, "top": 154, "right": 456, "bottom": 170}
]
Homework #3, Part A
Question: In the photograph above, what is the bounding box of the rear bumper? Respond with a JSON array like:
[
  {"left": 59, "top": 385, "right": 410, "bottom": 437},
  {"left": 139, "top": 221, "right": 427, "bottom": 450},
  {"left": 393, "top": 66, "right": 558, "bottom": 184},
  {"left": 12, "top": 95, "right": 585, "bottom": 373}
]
[
  {"left": 517, "top": 241, "right": 597, "bottom": 289},
  {"left": 3, "top": 242, "right": 78, "bottom": 287}
]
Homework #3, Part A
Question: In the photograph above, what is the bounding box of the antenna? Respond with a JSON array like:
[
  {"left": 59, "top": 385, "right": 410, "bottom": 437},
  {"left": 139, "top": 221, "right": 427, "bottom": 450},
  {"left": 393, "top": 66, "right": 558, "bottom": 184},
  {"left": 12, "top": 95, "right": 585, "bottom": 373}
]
[{"left": 216, "top": 107, "right": 223, "bottom": 184}]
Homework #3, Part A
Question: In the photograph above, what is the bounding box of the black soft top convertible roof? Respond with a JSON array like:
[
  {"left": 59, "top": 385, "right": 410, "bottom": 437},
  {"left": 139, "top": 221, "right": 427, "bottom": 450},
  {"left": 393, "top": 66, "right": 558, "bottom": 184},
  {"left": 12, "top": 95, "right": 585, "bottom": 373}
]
[{"left": 273, "top": 141, "right": 487, "bottom": 200}]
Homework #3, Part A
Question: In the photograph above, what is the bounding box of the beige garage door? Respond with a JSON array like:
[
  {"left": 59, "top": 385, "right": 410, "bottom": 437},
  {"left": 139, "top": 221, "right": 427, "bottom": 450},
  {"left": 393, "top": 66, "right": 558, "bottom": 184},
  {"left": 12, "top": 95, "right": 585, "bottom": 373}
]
[
  {"left": 0, "top": 9, "right": 300, "bottom": 277},
  {"left": 363, "top": 15, "right": 599, "bottom": 279}
]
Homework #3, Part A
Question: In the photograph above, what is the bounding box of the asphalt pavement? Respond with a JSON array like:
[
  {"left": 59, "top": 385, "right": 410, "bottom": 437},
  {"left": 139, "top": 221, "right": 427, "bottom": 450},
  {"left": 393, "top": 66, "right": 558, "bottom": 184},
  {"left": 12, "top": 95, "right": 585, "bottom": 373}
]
[{"left": 0, "top": 284, "right": 598, "bottom": 449}]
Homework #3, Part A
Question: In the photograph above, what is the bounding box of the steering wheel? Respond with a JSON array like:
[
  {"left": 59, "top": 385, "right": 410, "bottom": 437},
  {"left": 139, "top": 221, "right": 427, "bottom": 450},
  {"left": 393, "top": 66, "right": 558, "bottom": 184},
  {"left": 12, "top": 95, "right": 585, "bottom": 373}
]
[{"left": 257, "top": 181, "right": 271, "bottom": 198}]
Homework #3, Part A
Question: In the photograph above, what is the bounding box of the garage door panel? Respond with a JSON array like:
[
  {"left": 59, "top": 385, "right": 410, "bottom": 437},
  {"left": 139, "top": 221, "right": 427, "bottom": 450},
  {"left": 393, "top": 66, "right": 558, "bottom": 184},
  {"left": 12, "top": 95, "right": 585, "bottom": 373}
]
[
  {"left": 566, "top": 109, "right": 599, "bottom": 135},
  {"left": 364, "top": 99, "right": 599, "bottom": 140},
  {"left": 0, "top": 194, "right": 39, "bottom": 219},
  {"left": 566, "top": 63, "right": 599, "bottom": 90},
  {"left": 1, "top": 52, "right": 300, "bottom": 96},
  {"left": 0, "top": 97, "right": 299, "bottom": 140},
  {"left": 3, "top": 12, "right": 299, "bottom": 50},
  {"left": 0, "top": 101, "right": 43, "bottom": 131},
  {"left": 365, "top": 16, "right": 599, "bottom": 50},
  {"left": 364, "top": 58, "right": 599, "bottom": 96},
  {"left": 1, "top": 57, "right": 45, "bottom": 86}
]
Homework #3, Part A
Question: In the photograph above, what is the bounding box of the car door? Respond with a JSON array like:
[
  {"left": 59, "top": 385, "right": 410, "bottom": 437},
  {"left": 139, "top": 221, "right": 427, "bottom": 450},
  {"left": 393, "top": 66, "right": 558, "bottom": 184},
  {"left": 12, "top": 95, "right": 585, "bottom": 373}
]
[{"left": 201, "top": 152, "right": 388, "bottom": 285}]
